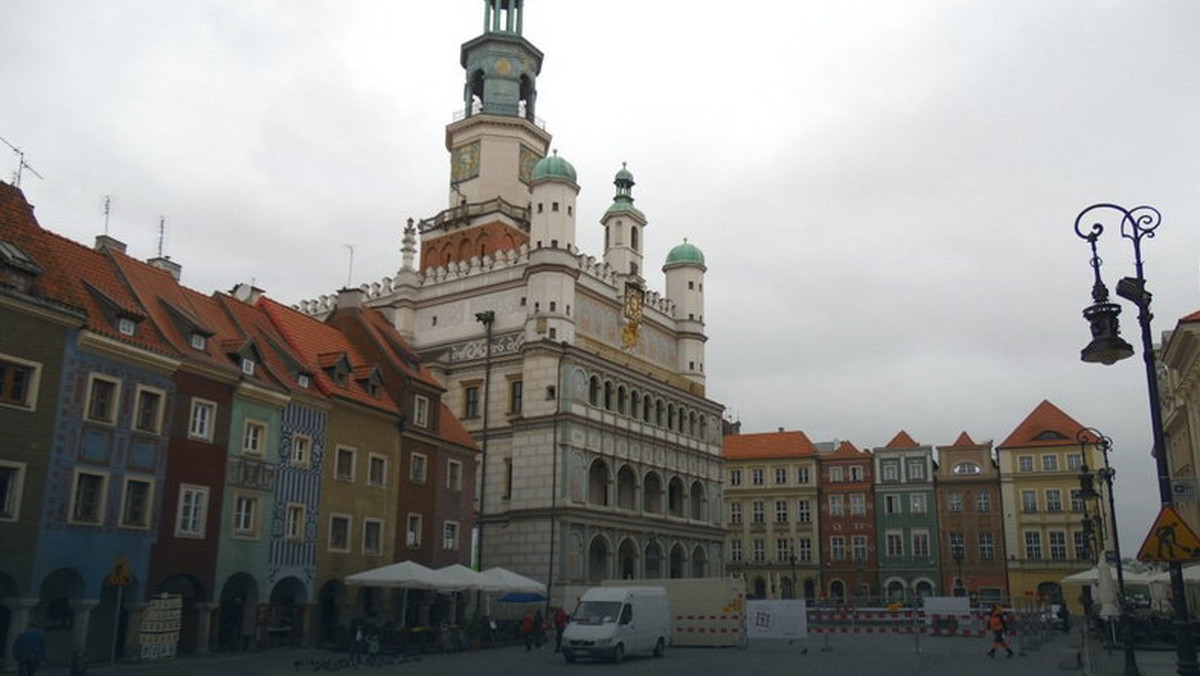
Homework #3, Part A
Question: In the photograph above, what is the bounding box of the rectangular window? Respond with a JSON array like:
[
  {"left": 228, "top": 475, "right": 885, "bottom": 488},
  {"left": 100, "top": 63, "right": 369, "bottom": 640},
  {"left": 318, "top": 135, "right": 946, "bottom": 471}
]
[
  {"left": 190, "top": 333, "right": 207, "bottom": 350},
  {"left": 729, "top": 469, "right": 742, "bottom": 487},
  {"left": 907, "top": 461, "right": 925, "bottom": 480},
  {"left": 292, "top": 434, "right": 312, "bottom": 468},
  {"left": 776, "top": 538, "right": 791, "bottom": 562},
  {"left": 503, "top": 458, "right": 513, "bottom": 499},
  {"left": 752, "top": 539, "right": 766, "bottom": 563},
  {"left": 881, "top": 463, "right": 898, "bottom": 482},
  {"left": 830, "top": 536, "right": 846, "bottom": 561},
  {"left": 976, "top": 490, "right": 991, "bottom": 513},
  {"left": 912, "top": 531, "right": 930, "bottom": 557},
  {"left": 729, "top": 502, "right": 742, "bottom": 525},
  {"left": 828, "top": 494, "right": 844, "bottom": 516},
  {"left": 368, "top": 454, "right": 387, "bottom": 487},
  {"left": 1067, "top": 453, "right": 1084, "bottom": 470},
  {"left": 1049, "top": 531, "right": 1068, "bottom": 560},
  {"left": 1021, "top": 489, "right": 1038, "bottom": 513},
  {"left": 134, "top": 386, "right": 166, "bottom": 434},
  {"left": 752, "top": 469, "right": 764, "bottom": 486},
  {"left": 447, "top": 459, "right": 463, "bottom": 491},
  {"left": 406, "top": 513, "right": 422, "bottom": 547},
  {"left": 775, "top": 500, "right": 788, "bottom": 524},
  {"left": 731, "top": 539, "right": 743, "bottom": 563},
  {"left": 884, "top": 494, "right": 900, "bottom": 515},
  {"left": 949, "top": 532, "right": 965, "bottom": 558},
  {"left": 285, "top": 504, "right": 305, "bottom": 541},
  {"left": 1018, "top": 456, "right": 1034, "bottom": 472},
  {"left": 413, "top": 395, "right": 429, "bottom": 427},
  {"left": 979, "top": 532, "right": 996, "bottom": 561},
  {"left": 1046, "top": 489, "right": 1063, "bottom": 513},
  {"left": 830, "top": 467, "right": 844, "bottom": 483},
  {"left": 119, "top": 477, "right": 153, "bottom": 529},
  {"left": 1070, "top": 489, "right": 1085, "bottom": 513},
  {"left": 774, "top": 468, "right": 788, "bottom": 485},
  {"left": 947, "top": 492, "right": 963, "bottom": 512},
  {"left": 410, "top": 453, "right": 427, "bottom": 484},
  {"left": 0, "top": 355, "right": 41, "bottom": 410},
  {"left": 0, "top": 462, "right": 26, "bottom": 521},
  {"left": 329, "top": 514, "right": 351, "bottom": 552},
  {"left": 176, "top": 484, "right": 208, "bottom": 537},
  {"left": 796, "top": 467, "right": 810, "bottom": 484},
  {"left": 797, "top": 500, "right": 811, "bottom": 523},
  {"left": 509, "top": 379, "right": 523, "bottom": 414},
  {"left": 886, "top": 532, "right": 904, "bottom": 557},
  {"left": 242, "top": 419, "right": 267, "bottom": 456},
  {"left": 188, "top": 398, "right": 217, "bottom": 441},
  {"left": 751, "top": 501, "right": 765, "bottom": 524},
  {"left": 850, "top": 466, "right": 864, "bottom": 482},
  {"left": 798, "top": 538, "right": 812, "bottom": 561},
  {"left": 1042, "top": 454, "right": 1059, "bottom": 471},
  {"left": 70, "top": 470, "right": 107, "bottom": 524},
  {"left": 1073, "top": 531, "right": 1089, "bottom": 560},
  {"left": 443, "top": 521, "right": 460, "bottom": 550},
  {"left": 86, "top": 374, "right": 120, "bottom": 424},
  {"left": 335, "top": 446, "right": 356, "bottom": 482},
  {"left": 363, "top": 518, "right": 384, "bottom": 555},
  {"left": 1024, "top": 531, "right": 1042, "bottom": 560},
  {"left": 910, "top": 493, "right": 927, "bottom": 514},
  {"left": 232, "top": 495, "right": 259, "bottom": 537},
  {"left": 464, "top": 385, "right": 480, "bottom": 418},
  {"left": 850, "top": 493, "right": 866, "bottom": 515}
]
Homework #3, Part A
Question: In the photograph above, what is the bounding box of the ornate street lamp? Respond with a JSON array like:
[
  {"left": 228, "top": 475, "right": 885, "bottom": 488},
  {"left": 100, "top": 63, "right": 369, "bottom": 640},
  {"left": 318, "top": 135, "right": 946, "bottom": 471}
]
[
  {"left": 1079, "top": 428, "right": 1138, "bottom": 676},
  {"left": 952, "top": 549, "right": 965, "bottom": 597},
  {"left": 1073, "top": 203, "right": 1196, "bottom": 676}
]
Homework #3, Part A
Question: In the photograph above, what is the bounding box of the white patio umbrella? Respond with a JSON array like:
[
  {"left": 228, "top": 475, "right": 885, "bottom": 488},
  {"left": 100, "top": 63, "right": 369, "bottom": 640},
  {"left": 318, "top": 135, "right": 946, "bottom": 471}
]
[
  {"left": 1096, "top": 559, "right": 1120, "bottom": 620},
  {"left": 480, "top": 567, "right": 546, "bottom": 594},
  {"left": 437, "top": 564, "right": 504, "bottom": 592},
  {"left": 345, "top": 560, "right": 445, "bottom": 589}
]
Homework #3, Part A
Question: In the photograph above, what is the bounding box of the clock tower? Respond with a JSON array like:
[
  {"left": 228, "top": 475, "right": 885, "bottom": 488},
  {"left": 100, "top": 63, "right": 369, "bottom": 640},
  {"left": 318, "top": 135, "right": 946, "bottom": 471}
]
[{"left": 421, "top": 0, "right": 552, "bottom": 272}]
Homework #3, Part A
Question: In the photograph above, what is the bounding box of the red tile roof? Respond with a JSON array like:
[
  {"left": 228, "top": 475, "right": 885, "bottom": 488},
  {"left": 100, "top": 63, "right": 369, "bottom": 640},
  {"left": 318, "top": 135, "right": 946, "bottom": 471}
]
[
  {"left": 723, "top": 430, "right": 817, "bottom": 460},
  {"left": 884, "top": 430, "right": 921, "bottom": 448},
  {"left": 825, "top": 440, "right": 868, "bottom": 459},
  {"left": 438, "top": 402, "right": 480, "bottom": 451},
  {"left": 998, "top": 399, "right": 1093, "bottom": 449},
  {"left": 949, "top": 431, "right": 978, "bottom": 447}
]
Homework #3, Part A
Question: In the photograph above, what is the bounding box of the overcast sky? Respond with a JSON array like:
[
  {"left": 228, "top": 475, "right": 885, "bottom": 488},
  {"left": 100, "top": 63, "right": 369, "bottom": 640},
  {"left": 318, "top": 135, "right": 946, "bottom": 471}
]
[{"left": 5, "top": 1, "right": 1200, "bottom": 556}]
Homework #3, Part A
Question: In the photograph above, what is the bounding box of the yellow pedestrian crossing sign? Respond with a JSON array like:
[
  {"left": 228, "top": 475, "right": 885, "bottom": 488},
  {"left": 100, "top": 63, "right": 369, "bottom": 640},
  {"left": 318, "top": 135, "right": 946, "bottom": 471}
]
[
  {"left": 1137, "top": 505, "right": 1200, "bottom": 562},
  {"left": 104, "top": 556, "right": 135, "bottom": 587}
]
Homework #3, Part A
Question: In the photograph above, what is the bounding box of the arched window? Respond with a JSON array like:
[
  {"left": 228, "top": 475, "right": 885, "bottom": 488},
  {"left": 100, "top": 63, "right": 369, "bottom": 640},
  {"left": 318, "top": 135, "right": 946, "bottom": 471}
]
[
  {"left": 604, "top": 381, "right": 614, "bottom": 410},
  {"left": 631, "top": 226, "right": 640, "bottom": 252},
  {"left": 588, "top": 376, "right": 600, "bottom": 406},
  {"left": 588, "top": 459, "right": 610, "bottom": 506}
]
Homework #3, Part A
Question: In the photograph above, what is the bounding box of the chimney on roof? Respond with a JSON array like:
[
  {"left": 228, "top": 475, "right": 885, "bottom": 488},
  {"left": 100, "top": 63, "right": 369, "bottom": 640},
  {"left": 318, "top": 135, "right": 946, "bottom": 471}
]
[
  {"left": 337, "top": 286, "right": 366, "bottom": 309},
  {"left": 231, "top": 282, "right": 264, "bottom": 304},
  {"left": 94, "top": 234, "right": 126, "bottom": 254},
  {"left": 148, "top": 256, "right": 182, "bottom": 282},
  {"left": 778, "top": 427, "right": 784, "bottom": 433}
]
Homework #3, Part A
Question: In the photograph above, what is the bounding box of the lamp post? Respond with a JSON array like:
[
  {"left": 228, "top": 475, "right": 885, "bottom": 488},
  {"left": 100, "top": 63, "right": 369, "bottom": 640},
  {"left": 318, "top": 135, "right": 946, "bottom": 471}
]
[
  {"left": 473, "top": 310, "right": 495, "bottom": 572},
  {"left": 1078, "top": 428, "right": 1138, "bottom": 676},
  {"left": 1073, "top": 203, "right": 1197, "bottom": 676},
  {"left": 789, "top": 553, "right": 798, "bottom": 600}
]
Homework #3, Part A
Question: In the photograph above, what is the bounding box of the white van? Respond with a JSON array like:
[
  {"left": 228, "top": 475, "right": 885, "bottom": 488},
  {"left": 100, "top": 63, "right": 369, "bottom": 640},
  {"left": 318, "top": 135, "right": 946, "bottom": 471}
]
[{"left": 562, "top": 586, "right": 671, "bottom": 663}]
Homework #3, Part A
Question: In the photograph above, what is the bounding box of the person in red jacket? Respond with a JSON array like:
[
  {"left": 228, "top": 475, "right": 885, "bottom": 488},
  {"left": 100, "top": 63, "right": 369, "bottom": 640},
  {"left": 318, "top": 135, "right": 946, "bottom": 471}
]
[
  {"left": 553, "top": 606, "right": 569, "bottom": 652},
  {"left": 987, "top": 606, "right": 1014, "bottom": 658},
  {"left": 521, "top": 610, "right": 535, "bottom": 652}
]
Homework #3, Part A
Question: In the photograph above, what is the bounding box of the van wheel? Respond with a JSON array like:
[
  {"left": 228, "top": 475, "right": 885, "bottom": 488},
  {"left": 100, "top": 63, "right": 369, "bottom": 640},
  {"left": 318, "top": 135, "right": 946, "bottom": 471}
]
[
  {"left": 563, "top": 650, "right": 576, "bottom": 664},
  {"left": 612, "top": 644, "right": 624, "bottom": 663},
  {"left": 654, "top": 637, "right": 665, "bottom": 657}
]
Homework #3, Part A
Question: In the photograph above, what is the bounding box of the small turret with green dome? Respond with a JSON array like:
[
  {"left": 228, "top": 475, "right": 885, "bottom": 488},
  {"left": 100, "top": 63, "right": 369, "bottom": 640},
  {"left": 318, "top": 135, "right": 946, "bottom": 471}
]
[
  {"left": 532, "top": 149, "right": 577, "bottom": 183},
  {"left": 604, "top": 162, "right": 645, "bottom": 219},
  {"left": 665, "top": 238, "right": 705, "bottom": 269}
]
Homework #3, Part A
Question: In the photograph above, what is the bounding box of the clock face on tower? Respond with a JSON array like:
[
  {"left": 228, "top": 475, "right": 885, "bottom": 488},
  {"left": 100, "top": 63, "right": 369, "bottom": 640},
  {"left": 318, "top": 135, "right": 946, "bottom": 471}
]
[{"left": 451, "top": 140, "right": 481, "bottom": 184}]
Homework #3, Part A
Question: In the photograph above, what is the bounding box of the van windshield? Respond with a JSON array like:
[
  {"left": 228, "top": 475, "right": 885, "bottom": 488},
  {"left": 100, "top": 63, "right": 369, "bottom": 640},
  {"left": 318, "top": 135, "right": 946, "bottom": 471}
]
[{"left": 571, "top": 601, "right": 622, "bottom": 625}]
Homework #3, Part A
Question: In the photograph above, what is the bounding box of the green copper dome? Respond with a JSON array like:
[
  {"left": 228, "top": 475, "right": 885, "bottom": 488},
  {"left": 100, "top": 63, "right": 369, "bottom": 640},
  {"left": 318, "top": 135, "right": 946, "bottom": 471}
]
[
  {"left": 665, "top": 239, "right": 705, "bottom": 267},
  {"left": 532, "top": 150, "right": 577, "bottom": 182}
]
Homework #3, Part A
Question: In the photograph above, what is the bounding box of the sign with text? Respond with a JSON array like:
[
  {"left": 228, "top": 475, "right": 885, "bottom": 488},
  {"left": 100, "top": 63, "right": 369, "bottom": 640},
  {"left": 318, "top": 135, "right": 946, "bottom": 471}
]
[{"left": 745, "top": 600, "right": 807, "bottom": 640}]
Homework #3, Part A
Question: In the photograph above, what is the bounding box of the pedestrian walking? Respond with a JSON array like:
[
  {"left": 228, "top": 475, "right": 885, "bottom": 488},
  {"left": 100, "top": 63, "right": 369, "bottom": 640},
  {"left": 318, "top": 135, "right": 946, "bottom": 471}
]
[
  {"left": 534, "top": 608, "right": 546, "bottom": 649},
  {"left": 13, "top": 621, "right": 47, "bottom": 676},
  {"left": 987, "top": 606, "right": 1014, "bottom": 658},
  {"left": 554, "top": 606, "right": 569, "bottom": 652},
  {"left": 521, "top": 610, "right": 535, "bottom": 652},
  {"left": 350, "top": 624, "right": 365, "bottom": 664}
]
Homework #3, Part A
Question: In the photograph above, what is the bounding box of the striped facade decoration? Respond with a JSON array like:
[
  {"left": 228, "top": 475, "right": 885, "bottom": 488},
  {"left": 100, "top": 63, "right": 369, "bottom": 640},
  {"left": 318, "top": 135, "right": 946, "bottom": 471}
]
[{"left": 267, "top": 402, "right": 326, "bottom": 600}]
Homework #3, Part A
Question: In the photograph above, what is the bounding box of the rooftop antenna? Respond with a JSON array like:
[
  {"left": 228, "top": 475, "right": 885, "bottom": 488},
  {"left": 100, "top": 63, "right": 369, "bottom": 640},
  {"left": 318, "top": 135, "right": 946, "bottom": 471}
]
[
  {"left": 157, "top": 216, "right": 166, "bottom": 258},
  {"left": 344, "top": 244, "right": 355, "bottom": 288},
  {"left": 103, "top": 196, "right": 112, "bottom": 235},
  {"left": 0, "top": 135, "right": 44, "bottom": 187}
]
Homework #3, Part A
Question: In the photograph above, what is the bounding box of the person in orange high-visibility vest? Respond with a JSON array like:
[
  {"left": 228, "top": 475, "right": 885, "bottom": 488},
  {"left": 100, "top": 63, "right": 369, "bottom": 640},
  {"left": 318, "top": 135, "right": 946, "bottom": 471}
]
[{"left": 987, "top": 606, "right": 1014, "bottom": 658}]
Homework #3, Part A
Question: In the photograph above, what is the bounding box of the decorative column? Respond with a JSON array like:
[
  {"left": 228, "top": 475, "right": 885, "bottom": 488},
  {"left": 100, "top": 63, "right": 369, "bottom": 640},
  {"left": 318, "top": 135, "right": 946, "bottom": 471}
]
[
  {"left": 70, "top": 599, "right": 100, "bottom": 659},
  {"left": 3, "top": 599, "right": 38, "bottom": 672},
  {"left": 194, "top": 603, "right": 217, "bottom": 655}
]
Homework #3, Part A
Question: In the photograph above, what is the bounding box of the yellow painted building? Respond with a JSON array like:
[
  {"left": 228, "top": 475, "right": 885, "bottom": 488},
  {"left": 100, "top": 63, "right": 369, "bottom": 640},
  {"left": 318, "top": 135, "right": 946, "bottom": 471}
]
[
  {"left": 1163, "top": 310, "right": 1200, "bottom": 532},
  {"left": 997, "top": 400, "right": 1110, "bottom": 613}
]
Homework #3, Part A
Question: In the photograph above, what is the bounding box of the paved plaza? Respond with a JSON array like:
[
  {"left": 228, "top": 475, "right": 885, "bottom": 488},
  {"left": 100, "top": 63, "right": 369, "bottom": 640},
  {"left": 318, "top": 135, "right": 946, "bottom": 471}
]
[{"left": 14, "top": 629, "right": 1185, "bottom": 676}]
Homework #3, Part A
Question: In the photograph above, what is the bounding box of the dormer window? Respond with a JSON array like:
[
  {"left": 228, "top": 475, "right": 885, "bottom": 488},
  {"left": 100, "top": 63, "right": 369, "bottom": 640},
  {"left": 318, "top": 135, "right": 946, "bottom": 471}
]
[
  {"left": 191, "top": 333, "right": 207, "bottom": 351},
  {"left": 0, "top": 241, "right": 43, "bottom": 294},
  {"left": 297, "top": 374, "right": 311, "bottom": 389},
  {"left": 117, "top": 318, "right": 136, "bottom": 336},
  {"left": 241, "top": 359, "right": 256, "bottom": 376}
]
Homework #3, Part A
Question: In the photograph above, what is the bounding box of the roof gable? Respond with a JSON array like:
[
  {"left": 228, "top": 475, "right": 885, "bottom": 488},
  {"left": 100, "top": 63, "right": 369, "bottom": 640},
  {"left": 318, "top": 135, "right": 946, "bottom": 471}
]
[
  {"left": 885, "top": 430, "right": 920, "bottom": 448},
  {"left": 999, "top": 399, "right": 1092, "bottom": 449},
  {"left": 723, "top": 430, "right": 817, "bottom": 460}
]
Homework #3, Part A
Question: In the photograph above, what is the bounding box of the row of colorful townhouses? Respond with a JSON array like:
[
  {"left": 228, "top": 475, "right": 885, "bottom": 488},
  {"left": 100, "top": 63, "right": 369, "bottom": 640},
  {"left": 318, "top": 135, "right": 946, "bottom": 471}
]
[
  {"left": 723, "top": 399, "right": 1118, "bottom": 612},
  {"left": 0, "top": 181, "right": 480, "bottom": 670}
]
